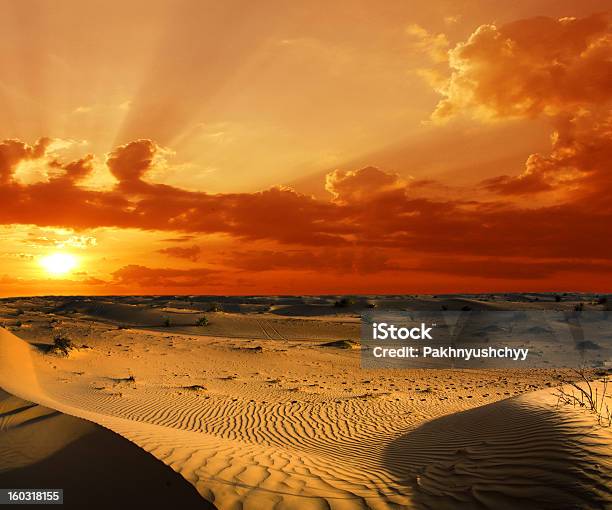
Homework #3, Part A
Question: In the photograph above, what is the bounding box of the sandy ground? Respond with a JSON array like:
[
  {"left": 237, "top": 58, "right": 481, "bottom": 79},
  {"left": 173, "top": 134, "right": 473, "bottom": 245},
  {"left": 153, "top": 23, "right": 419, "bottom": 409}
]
[{"left": 0, "top": 296, "right": 610, "bottom": 509}]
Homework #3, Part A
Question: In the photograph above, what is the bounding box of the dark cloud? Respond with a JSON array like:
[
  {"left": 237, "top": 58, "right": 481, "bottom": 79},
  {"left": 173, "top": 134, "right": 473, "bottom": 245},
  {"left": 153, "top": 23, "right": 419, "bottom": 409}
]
[
  {"left": 106, "top": 139, "right": 156, "bottom": 186},
  {"left": 325, "top": 166, "right": 405, "bottom": 204},
  {"left": 158, "top": 245, "right": 202, "bottom": 262},
  {"left": 112, "top": 265, "right": 218, "bottom": 287},
  {"left": 0, "top": 138, "right": 51, "bottom": 184},
  {"left": 229, "top": 248, "right": 397, "bottom": 274},
  {"left": 1, "top": 138, "right": 611, "bottom": 272}
]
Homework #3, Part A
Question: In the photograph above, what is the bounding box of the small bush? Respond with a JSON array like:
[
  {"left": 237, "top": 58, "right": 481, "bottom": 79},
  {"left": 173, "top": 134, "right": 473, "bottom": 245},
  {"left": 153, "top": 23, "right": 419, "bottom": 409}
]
[
  {"left": 207, "top": 303, "right": 221, "bottom": 312},
  {"left": 163, "top": 317, "right": 172, "bottom": 327},
  {"left": 182, "top": 384, "right": 206, "bottom": 391},
  {"left": 576, "top": 340, "right": 601, "bottom": 353},
  {"left": 574, "top": 303, "right": 584, "bottom": 311},
  {"left": 334, "top": 298, "right": 355, "bottom": 308},
  {"left": 555, "top": 295, "right": 562, "bottom": 302},
  {"left": 52, "top": 333, "right": 73, "bottom": 355},
  {"left": 196, "top": 316, "right": 209, "bottom": 327},
  {"left": 114, "top": 374, "right": 136, "bottom": 384},
  {"left": 555, "top": 368, "right": 611, "bottom": 427}
]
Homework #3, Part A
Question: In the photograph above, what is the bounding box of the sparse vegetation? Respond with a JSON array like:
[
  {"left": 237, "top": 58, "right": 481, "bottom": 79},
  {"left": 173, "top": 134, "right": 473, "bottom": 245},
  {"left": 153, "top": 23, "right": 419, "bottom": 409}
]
[
  {"left": 207, "top": 303, "right": 221, "bottom": 312},
  {"left": 52, "top": 333, "right": 74, "bottom": 355},
  {"left": 555, "top": 368, "right": 611, "bottom": 427},
  {"left": 334, "top": 298, "right": 355, "bottom": 308},
  {"left": 576, "top": 340, "right": 602, "bottom": 354},
  {"left": 196, "top": 316, "right": 209, "bottom": 327},
  {"left": 114, "top": 373, "right": 136, "bottom": 385},
  {"left": 163, "top": 317, "right": 172, "bottom": 327},
  {"left": 574, "top": 302, "right": 585, "bottom": 311},
  {"left": 182, "top": 384, "right": 206, "bottom": 391}
]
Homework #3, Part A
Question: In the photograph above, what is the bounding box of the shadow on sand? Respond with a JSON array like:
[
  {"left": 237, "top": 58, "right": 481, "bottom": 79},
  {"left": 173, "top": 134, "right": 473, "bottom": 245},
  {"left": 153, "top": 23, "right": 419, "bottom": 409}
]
[
  {"left": 382, "top": 396, "right": 611, "bottom": 510},
  {"left": 0, "top": 390, "right": 215, "bottom": 510}
]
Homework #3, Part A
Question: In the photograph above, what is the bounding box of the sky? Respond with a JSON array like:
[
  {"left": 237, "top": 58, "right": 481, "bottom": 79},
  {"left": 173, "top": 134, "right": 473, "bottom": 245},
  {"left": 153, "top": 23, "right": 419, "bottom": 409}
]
[{"left": 0, "top": 0, "right": 610, "bottom": 296}]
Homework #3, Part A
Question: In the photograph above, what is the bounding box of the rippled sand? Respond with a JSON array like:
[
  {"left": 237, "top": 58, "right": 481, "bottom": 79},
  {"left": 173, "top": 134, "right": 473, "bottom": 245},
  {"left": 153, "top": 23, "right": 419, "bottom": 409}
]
[{"left": 0, "top": 298, "right": 611, "bottom": 509}]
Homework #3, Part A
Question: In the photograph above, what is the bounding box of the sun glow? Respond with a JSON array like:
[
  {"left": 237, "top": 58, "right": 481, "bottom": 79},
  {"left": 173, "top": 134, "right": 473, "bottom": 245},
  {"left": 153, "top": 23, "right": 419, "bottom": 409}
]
[{"left": 40, "top": 253, "right": 78, "bottom": 276}]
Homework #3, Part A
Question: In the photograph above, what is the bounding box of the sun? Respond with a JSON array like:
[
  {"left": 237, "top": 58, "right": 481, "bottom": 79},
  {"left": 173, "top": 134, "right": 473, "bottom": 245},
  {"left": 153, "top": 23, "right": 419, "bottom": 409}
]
[{"left": 40, "top": 253, "right": 78, "bottom": 276}]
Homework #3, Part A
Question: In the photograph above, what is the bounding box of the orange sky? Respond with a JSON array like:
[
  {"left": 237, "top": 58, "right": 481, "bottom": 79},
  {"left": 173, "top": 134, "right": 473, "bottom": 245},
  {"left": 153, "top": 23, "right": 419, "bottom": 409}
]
[{"left": 0, "top": 1, "right": 610, "bottom": 296}]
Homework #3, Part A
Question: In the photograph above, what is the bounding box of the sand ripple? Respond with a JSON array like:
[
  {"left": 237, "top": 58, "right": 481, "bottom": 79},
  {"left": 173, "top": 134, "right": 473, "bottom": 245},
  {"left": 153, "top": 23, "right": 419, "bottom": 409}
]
[{"left": 1, "top": 328, "right": 610, "bottom": 509}]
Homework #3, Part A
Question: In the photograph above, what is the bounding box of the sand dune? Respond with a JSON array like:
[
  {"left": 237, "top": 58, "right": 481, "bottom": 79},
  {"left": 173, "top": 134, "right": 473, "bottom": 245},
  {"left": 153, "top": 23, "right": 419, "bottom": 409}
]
[
  {"left": 46, "top": 299, "right": 359, "bottom": 341},
  {"left": 385, "top": 393, "right": 612, "bottom": 509},
  {"left": 0, "top": 389, "right": 210, "bottom": 509},
  {"left": 1, "top": 320, "right": 610, "bottom": 509}
]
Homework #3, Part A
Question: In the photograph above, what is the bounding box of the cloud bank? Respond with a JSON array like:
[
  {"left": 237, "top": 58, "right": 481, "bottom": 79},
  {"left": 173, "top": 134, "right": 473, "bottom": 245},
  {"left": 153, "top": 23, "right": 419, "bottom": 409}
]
[{"left": 1, "top": 12, "right": 610, "bottom": 290}]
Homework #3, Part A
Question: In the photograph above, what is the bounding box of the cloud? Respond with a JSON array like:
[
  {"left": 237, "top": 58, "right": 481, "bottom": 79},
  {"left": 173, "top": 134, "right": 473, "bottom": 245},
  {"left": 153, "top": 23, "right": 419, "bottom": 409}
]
[
  {"left": 0, "top": 273, "right": 108, "bottom": 289},
  {"left": 0, "top": 252, "right": 34, "bottom": 261},
  {"left": 1, "top": 133, "right": 611, "bottom": 270},
  {"left": 405, "top": 24, "right": 450, "bottom": 63},
  {"left": 62, "top": 235, "right": 98, "bottom": 248},
  {"left": 482, "top": 110, "right": 612, "bottom": 196},
  {"left": 23, "top": 236, "right": 57, "bottom": 247},
  {"left": 432, "top": 13, "right": 611, "bottom": 120},
  {"left": 161, "top": 235, "right": 196, "bottom": 243},
  {"left": 325, "top": 166, "right": 406, "bottom": 204},
  {"left": 0, "top": 138, "right": 51, "bottom": 184},
  {"left": 23, "top": 234, "right": 97, "bottom": 249},
  {"left": 158, "top": 245, "right": 201, "bottom": 262},
  {"left": 112, "top": 265, "right": 217, "bottom": 287},
  {"left": 106, "top": 139, "right": 157, "bottom": 185},
  {"left": 53, "top": 155, "right": 94, "bottom": 183},
  {"left": 81, "top": 276, "right": 108, "bottom": 286},
  {"left": 421, "top": 12, "right": 612, "bottom": 202},
  {"left": 229, "top": 248, "right": 396, "bottom": 274}
]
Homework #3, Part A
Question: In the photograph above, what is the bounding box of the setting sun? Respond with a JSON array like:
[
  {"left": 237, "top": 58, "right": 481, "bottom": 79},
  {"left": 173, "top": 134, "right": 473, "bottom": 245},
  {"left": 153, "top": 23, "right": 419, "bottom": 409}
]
[{"left": 39, "top": 253, "right": 78, "bottom": 276}]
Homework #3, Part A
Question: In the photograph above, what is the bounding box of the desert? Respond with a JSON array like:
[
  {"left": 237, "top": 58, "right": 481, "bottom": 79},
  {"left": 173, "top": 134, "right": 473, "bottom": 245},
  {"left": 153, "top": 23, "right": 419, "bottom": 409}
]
[{"left": 1, "top": 295, "right": 610, "bottom": 509}]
